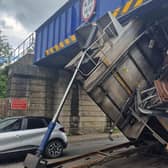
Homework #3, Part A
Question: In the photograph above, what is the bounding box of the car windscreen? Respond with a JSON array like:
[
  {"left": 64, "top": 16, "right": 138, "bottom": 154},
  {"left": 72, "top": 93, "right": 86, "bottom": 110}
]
[{"left": 0, "top": 118, "right": 21, "bottom": 132}]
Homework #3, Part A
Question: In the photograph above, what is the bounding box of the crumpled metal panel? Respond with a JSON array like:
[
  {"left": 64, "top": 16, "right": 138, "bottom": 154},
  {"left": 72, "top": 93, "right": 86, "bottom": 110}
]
[{"left": 155, "top": 80, "right": 168, "bottom": 103}]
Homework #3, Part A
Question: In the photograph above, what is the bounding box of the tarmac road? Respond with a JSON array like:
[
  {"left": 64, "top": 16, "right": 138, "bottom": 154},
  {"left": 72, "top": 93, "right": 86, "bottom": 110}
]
[{"left": 0, "top": 134, "right": 126, "bottom": 168}]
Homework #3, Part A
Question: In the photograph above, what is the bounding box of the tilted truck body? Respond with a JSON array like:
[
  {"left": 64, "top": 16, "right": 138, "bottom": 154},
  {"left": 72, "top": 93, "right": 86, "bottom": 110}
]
[
  {"left": 66, "top": 0, "right": 168, "bottom": 145},
  {"left": 24, "top": 1, "right": 168, "bottom": 167},
  {"left": 26, "top": 0, "right": 168, "bottom": 153}
]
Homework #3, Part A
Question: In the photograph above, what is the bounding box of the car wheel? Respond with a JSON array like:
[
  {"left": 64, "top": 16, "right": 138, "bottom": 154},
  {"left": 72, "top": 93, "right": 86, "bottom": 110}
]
[{"left": 45, "top": 139, "right": 64, "bottom": 158}]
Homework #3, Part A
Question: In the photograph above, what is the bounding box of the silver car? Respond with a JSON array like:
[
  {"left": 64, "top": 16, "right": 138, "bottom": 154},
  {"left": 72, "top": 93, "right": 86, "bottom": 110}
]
[{"left": 0, "top": 116, "right": 68, "bottom": 158}]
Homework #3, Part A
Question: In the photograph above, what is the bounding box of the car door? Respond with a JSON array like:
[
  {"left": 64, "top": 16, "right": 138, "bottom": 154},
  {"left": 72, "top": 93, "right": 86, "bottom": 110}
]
[
  {"left": 0, "top": 118, "right": 24, "bottom": 152},
  {"left": 18, "top": 118, "right": 48, "bottom": 150}
]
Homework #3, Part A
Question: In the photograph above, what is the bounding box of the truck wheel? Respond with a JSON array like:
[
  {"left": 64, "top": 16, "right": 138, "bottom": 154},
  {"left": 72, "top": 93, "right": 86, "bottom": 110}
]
[{"left": 45, "top": 139, "right": 64, "bottom": 158}]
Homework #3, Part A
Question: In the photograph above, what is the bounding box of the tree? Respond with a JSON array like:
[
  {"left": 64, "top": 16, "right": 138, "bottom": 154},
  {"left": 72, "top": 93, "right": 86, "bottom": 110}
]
[
  {"left": 0, "top": 31, "right": 11, "bottom": 98},
  {"left": 0, "top": 69, "right": 8, "bottom": 98},
  {"left": 0, "top": 30, "right": 12, "bottom": 66}
]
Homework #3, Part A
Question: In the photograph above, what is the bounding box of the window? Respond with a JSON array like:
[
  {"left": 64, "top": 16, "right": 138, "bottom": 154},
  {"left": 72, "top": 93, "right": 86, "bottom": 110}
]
[
  {"left": 27, "top": 118, "right": 46, "bottom": 129},
  {"left": 0, "top": 118, "right": 22, "bottom": 132},
  {"left": 44, "top": 118, "right": 60, "bottom": 125},
  {"left": 44, "top": 118, "right": 51, "bottom": 125}
]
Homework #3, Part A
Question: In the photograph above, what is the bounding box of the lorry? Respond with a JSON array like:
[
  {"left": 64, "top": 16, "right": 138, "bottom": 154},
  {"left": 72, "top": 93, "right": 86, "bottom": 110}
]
[{"left": 24, "top": 0, "right": 168, "bottom": 167}]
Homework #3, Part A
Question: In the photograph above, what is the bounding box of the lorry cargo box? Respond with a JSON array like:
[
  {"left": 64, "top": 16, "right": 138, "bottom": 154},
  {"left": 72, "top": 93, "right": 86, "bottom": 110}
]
[{"left": 66, "top": 2, "right": 168, "bottom": 144}]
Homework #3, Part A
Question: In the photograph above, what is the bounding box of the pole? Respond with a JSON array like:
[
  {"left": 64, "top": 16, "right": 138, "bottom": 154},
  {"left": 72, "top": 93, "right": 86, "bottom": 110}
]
[{"left": 37, "top": 51, "right": 86, "bottom": 156}]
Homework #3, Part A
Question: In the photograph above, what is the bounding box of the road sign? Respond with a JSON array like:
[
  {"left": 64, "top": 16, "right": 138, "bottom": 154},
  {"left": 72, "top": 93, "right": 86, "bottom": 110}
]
[{"left": 81, "top": 0, "right": 96, "bottom": 22}]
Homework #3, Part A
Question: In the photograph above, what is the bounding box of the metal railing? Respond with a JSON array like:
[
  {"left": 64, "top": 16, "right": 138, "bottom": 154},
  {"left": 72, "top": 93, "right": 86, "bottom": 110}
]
[
  {"left": 0, "top": 32, "right": 35, "bottom": 69},
  {"left": 10, "top": 32, "right": 35, "bottom": 64}
]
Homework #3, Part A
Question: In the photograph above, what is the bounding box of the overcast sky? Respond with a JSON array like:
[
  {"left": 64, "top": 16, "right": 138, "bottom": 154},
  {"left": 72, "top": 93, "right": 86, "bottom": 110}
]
[{"left": 0, "top": 0, "right": 67, "bottom": 48}]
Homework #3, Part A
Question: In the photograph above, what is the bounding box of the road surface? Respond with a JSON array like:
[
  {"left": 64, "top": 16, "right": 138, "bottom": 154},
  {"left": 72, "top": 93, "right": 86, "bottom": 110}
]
[
  {"left": 92, "top": 152, "right": 168, "bottom": 168},
  {"left": 0, "top": 135, "right": 126, "bottom": 168}
]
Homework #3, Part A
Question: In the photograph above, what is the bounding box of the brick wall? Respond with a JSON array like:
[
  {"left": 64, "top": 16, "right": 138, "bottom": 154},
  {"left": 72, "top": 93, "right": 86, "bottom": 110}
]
[
  {"left": 0, "top": 99, "right": 8, "bottom": 118},
  {"left": 7, "top": 54, "right": 108, "bottom": 134}
]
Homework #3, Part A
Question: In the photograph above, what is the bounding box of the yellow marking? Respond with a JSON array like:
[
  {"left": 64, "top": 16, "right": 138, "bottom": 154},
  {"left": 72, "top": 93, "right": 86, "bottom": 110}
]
[
  {"left": 114, "top": 73, "right": 132, "bottom": 95},
  {"left": 112, "top": 8, "right": 121, "bottom": 17},
  {"left": 54, "top": 45, "right": 60, "bottom": 52},
  {"left": 59, "top": 42, "right": 65, "bottom": 48},
  {"left": 49, "top": 48, "right": 54, "bottom": 54},
  {"left": 134, "top": 0, "right": 144, "bottom": 8},
  {"left": 122, "top": 67, "right": 129, "bottom": 73},
  {"left": 46, "top": 34, "right": 76, "bottom": 56},
  {"left": 45, "top": 50, "right": 50, "bottom": 56},
  {"left": 65, "top": 38, "right": 70, "bottom": 45},
  {"left": 70, "top": 35, "right": 77, "bottom": 42},
  {"left": 122, "top": 0, "right": 134, "bottom": 14}
]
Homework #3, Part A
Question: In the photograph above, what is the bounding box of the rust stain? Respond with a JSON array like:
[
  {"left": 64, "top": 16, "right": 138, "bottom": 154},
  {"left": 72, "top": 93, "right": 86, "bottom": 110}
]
[{"left": 155, "top": 80, "right": 168, "bottom": 103}]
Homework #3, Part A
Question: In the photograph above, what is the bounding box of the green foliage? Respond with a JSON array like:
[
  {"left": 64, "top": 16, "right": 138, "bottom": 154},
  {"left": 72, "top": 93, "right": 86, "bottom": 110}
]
[
  {"left": 0, "top": 69, "right": 7, "bottom": 98},
  {"left": 0, "top": 31, "right": 11, "bottom": 98}
]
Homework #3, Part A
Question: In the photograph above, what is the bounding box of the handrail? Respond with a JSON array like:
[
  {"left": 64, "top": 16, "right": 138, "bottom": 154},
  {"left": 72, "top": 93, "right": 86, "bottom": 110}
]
[
  {"left": 0, "top": 32, "right": 36, "bottom": 69},
  {"left": 10, "top": 32, "right": 35, "bottom": 64}
]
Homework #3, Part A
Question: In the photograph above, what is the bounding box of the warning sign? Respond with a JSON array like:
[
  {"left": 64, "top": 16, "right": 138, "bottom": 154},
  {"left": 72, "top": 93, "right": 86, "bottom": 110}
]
[
  {"left": 11, "top": 98, "right": 28, "bottom": 110},
  {"left": 81, "top": 0, "right": 96, "bottom": 22}
]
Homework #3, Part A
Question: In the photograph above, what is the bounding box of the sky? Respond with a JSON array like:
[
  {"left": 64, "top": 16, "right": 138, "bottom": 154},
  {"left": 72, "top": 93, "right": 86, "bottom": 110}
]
[{"left": 0, "top": 0, "right": 67, "bottom": 48}]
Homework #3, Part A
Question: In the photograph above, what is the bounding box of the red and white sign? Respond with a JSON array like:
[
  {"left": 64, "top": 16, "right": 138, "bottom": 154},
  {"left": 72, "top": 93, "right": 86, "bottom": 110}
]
[
  {"left": 11, "top": 98, "right": 28, "bottom": 110},
  {"left": 81, "top": 0, "right": 96, "bottom": 22}
]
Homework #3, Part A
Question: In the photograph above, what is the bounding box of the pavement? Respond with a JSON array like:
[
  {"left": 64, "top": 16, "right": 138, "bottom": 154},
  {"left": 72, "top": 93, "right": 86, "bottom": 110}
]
[
  {"left": 0, "top": 133, "right": 126, "bottom": 168},
  {"left": 68, "top": 132, "right": 122, "bottom": 142}
]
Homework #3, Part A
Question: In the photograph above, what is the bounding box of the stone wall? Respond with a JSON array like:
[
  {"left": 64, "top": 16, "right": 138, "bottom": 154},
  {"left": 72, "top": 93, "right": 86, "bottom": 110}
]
[
  {"left": 79, "top": 88, "right": 106, "bottom": 134},
  {"left": 7, "top": 54, "right": 58, "bottom": 117},
  {"left": 6, "top": 54, "right": 108, "bottom": 134}
]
